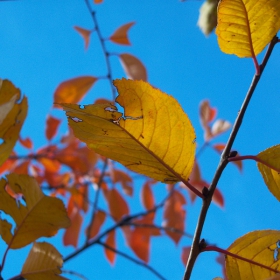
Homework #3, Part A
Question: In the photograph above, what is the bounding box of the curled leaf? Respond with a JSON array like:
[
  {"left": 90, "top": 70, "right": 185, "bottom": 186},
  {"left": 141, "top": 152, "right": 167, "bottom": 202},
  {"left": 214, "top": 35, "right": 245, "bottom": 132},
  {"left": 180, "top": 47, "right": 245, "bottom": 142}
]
[
  {"left": 216, "top": 0, "right": 280, "bottom": 57},
  {"left": 60, "top": 78, "right": 196, "bottom": 183},
  {"left": 120, "top": 53, "right": 147, "bottom": 81}
]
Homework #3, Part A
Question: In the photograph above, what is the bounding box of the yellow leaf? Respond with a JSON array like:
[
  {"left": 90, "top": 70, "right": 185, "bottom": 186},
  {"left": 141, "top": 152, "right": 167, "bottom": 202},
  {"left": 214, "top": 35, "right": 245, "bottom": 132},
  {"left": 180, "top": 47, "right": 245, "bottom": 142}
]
[
  {"left": 257, "top": 144, "right": 280, "bottom": 201},
  {"left": 0, "top": 173, "right": 70, "bottom": 249},
  {"left": 53, "top": 76, "right": 97, "bottom": 107},
  {"left": 120, "top": 53, "right": 147, "bottom": 81},
  {"left": 109, "top": 22, "right": 135, "bottom": 45},
  {"left": 60, "top": 79, "right": 196, "bottom": 183},
  {"left": 0, "top": 80, "right": 27, "bottom": 166},
  {"left": 216, "top": 0, "right": 280, "bottom": 57},
  {"left": 226, "top": 230, "right": 280, "bottom": 280},
  {"left": 21, "top": 242, "right": 68, "bottom": 280}
]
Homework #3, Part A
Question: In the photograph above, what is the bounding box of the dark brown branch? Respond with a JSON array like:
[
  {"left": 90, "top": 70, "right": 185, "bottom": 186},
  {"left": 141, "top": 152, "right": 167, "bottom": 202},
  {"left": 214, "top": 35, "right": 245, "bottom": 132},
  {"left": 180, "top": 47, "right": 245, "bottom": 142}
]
[
  {"left": 183, "top": 36, "right": 279, "bottom": 280},
  {"left": 97, "top": 241, "right": 167, "bottom": 280}
]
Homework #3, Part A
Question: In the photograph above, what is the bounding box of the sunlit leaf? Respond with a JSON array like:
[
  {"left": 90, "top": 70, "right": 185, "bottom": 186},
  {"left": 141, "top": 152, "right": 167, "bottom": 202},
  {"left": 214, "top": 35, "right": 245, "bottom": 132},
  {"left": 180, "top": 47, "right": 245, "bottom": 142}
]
[
  {"left": 21, "top": 242, "right": 68, "bottom": 280},
  {"left": 46, "top": 115, "right": 61, "bottom": 141},
  {"left": 226, "top": 230, "right": 280, "bottom": 280},
  {"left": 54, "top": 76, "right": 97, "bottom": 107},
  {"left": 257, "top": 144, "right": 280, "bottom": 201},
  {"left": 216, "top": 0, "right": 280, "bottom": 57},
  {"left": 0, "top": 80, "right": 28, "bottom": 166},
  {"left": 109, "top": 22, "right": 135, "bottom": 45},
  {"left": 181, "top": 246, "right": 191, "bottom": 265},
  {"left": 211, "top": 119, "right": 231, "bottom": 137},
  {"left": 61, "top": 78, "right": 196, "bottom": 184},
  {"left": 74, "top": 26, "right": 92, "bottom": 50},
  {"left": 63, "top": 205, "right": 82, "bottom": 248},
  {"left": 0, "top": 173, "right": 70, "bottom": 248},
  {"left": 104, "top": 230, "right": 116, "bottom": 265},
  {"left": 120, "top": 54, "right": 147, "bottom": 81}
]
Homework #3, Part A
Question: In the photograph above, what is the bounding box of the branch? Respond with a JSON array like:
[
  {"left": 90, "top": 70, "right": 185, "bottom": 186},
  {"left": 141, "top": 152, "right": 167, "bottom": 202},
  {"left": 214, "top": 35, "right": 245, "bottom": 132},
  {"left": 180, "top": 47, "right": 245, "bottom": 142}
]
[
  {"left": 97, "top": 241, "right": 167, "bottom": 280},
  {"left": 84, "top": 0, "right": 116, "bottom": 100},
  {"left": 183, "top": 36, "right": 279, "bottom": 280}
]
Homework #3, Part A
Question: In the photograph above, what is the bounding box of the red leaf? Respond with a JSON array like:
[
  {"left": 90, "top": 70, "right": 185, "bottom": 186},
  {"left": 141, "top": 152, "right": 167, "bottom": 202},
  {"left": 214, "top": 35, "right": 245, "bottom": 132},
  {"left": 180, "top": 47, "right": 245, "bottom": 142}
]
[
  {"left": 141, "top": 181, "right": 155, "bottom": 210},
  {"left": 163, "top": 190, "right": 186, "bottom": 244},
  {"left": 63, "top": 205, "right": 83, "bottom": 247},
  {"left": 12, "top": 160, "right": 30, "bottom": 175},
  {"left": 74, "top": 26, "right": 92, "bottom": 49},
  {"left": 103, "top": 188, "right": 129, "bottom": 222},
  {"left": 54, "top": 76, "right": 97, "bottom": 107},
  {"left": 119, "top": 53, "right": 147, "bottom": 81},
  {"left": 109, "top": 22, "right": 135, "bottom": 45},
  {"left": 110, "top": 169, "right": 133, "bottom": 196},
  {"left": 104, "top": 230, "right": 116, "bottom": 265},
  {"left": 93, "top": 0, "right": 103, "bottom": 3},
  {"left": 19, "top": 136, "right": 33, "bottom": 149},
  {"left": 46, "top": 115, "right": 61, "bottom": 141},
  {"left": 181, "top": 246, "right": 191, "bottom": 265},
  {"left": 87, "top": 210, "right": 106, "bottom": 239}
]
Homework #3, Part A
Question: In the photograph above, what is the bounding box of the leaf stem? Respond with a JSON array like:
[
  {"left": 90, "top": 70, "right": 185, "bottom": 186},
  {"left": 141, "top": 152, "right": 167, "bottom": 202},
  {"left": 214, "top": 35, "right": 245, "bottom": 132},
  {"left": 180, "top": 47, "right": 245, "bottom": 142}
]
[
  {"left": 183, "top": 36, "right": 279, "bottom": 280},
  {"left": 202, "top": 245, "right": 280, "bottom": 274}
]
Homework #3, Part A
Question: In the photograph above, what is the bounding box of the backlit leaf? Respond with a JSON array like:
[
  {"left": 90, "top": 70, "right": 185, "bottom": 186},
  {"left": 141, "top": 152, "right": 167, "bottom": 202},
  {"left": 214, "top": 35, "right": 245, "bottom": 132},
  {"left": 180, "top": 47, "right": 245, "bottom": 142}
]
[
  {"left": 120, "top": 54, "right": 147, "bottom": 81},
  {"left": 74, "top": 26, "right": 92, "bottom": 50},
  {"left": 109, "top": 22, "right": 135, "bottom": 45},
  {"left": 46, "top": 115, "right": 61, "bottom": 141},
  {"left": 61, "top": 78, "right": 196, "bottom": 184},
  {"left": 226, "top": 230, "right": 280, "bottom": 280},
  {"left": 0, "top": 80, "right": 27, "bottom": 166},
  {"left": 216, "top": 0, "right": 280, "bottom": 57},
  {"left": 87, "top": 210, "right": 106, "bottom": 239},
  {"left": 257, "top": 144, "right": 280, "bottom": 201},
  {"left": 110, "top": 168, "right": 133, "bottom": 196},
  {"left": 181, "top": 246, "right": 191, "bottom": 265},
  {"left": 21, "top": 242, "right": 68, "bottom": 280},
  {"left": 0, "top": 173, "right": 70, "bottom": 248},
  {"left": 211, "top": 119, "right": 231, "bottom": 137},
  {"left": 104, "top": 230, "right": 116, "bottom": 265},
  {"left": 141, "top": 181, "right": 155, "bottom": 210},
  {"left": 19, "top": 136, "right": 33, "bottom": 149},
  {"left": 94, "top": 0, "right": 103, "bottom": 3},
  {"left": 54, "top": 76, "right": 97, "bottom": 107}
]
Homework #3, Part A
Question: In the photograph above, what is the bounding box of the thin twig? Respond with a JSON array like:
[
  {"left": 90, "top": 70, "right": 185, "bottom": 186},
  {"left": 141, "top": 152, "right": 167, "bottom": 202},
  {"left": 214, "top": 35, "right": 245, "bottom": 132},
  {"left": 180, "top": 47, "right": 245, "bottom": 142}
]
[
  {"left": 97, "top": 241, "right": 167, "bottom": 280},
  {"left": 183, "top": 36, "right": 279, "bottom": 280}
]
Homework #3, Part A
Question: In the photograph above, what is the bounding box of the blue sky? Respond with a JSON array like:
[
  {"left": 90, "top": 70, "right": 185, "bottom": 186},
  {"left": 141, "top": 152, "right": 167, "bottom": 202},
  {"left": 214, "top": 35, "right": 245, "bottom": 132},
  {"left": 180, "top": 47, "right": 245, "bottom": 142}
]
[{"left": 1, "top": 1, "right": 280, "bottom": 279}]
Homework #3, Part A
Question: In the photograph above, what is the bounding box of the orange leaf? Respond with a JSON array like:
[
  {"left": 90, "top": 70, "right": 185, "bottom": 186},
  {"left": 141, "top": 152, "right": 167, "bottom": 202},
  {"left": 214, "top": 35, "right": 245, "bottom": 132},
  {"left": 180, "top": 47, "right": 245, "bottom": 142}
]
[
  {"left": 105, "top": 230, "right": 116, "bottom": 265},
  {"left": 141, "top": 181, "right": 155, "bottom": 210},
  {"left": 74, "top": 26, "right": 92, "bottom": 50},
  {"left": 181, "top": 246, "right": 191, "bottom": 266},
  {"left": 46, "top": 115, "right": 61, "bottom": 141},
  {"left": 94, "top": 0, "right": 103, "bottom": 3},
  {"left": 103, "top": 188, "right": 129, "bottom": 222},
  {"left": 110, "top": 22, "right": 135, "bottom": 45},
  {"left": 119, "top": 53, "right": 147, "bottom": 81},
  {"left": 19, "top": 136, "right": 33, "bottom": 149},
  {"left": 63, "top": 205, "right": 82, "bottom": 247},
  {"left": 12, "top": 160, "right": 30, "bottom": 175},
  {"left": 38, "top": 157, "right": 61, "bottom": 173},
  {"left": 87, "top": 210, "right": 106, "bottom": 239},
  {"left": 163, "top": 190, "right": 186, "bottom": 244},
  {"left": 0, "top": 155, "right": 16, "bottom": 175},
  {"left": 111, "top": 169, "right": 133, "bottom": 196},
  {"left": 54, "top": 76, "right": 97, "bottom": 107},
  {"left": 68, "top": 184, "right": 89, "bottom": 213}
]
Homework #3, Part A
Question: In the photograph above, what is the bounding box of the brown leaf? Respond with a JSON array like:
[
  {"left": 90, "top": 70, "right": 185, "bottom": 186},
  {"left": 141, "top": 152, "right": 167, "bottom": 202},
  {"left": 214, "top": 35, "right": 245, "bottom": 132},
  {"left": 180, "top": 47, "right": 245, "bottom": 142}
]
[
  {"left": 63, "top": 205, "right": 82, "bottom": 247},
  {"left": 119, "top": 53, "right": 147, "bottom": 81},
  {"left": 163, "top": 190, "right": 186, "bottom": 244},
  {"left": 104, "top": 230, "right": 116, "bottom": 265},
  {"left": 141, "top": 181, "right": 155, "bottom": 210},
  {"left": 103, "top": 188, "right": 129, "bottom": 222},
  {"left": 54, "top": 76, "right": 97, "bottom": 107},
  {"left": 199, "top": 100, "right": 216, "bottom": 141},
  {"left": 74, "top": 26, "right": 92, "bottom": 50},
  {"left": 110, "top": 22, "right": 135, "bottom": 45},
  {"left": 46, "top": 115, "right": 61, "bottom": 141}
]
